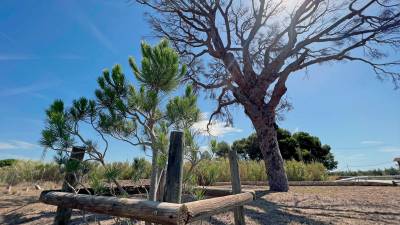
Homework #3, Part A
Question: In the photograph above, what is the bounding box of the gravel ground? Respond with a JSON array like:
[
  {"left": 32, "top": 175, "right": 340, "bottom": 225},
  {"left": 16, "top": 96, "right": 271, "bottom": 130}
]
[{"left": 1, "top": 183, "right": 399, "bottom": 225}]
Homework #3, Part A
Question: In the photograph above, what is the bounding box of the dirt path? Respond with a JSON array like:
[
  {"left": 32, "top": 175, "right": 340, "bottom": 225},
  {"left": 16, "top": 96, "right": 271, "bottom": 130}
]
[{"left": 1, "top": 184, "right": 399, "bottom": 225}]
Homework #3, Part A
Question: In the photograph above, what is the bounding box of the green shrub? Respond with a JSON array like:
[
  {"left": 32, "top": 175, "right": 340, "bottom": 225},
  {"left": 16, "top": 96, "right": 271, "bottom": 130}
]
[{"left": 0, "top": 159, "right": 18, "bottom": 167}]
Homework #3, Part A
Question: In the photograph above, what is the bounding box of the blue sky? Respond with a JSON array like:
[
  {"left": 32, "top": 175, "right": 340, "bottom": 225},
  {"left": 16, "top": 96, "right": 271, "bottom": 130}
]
[{"left": 0, "top": 0, "right": 399, "bottom": 171}]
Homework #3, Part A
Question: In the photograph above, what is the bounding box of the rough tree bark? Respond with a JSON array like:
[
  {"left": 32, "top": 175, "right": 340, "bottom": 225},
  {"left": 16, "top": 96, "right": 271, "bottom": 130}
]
[
  {"left": 54, "top": 146, "right": 85, "bottom": 225},
  {"left": 149, "top": 148, "right": 159, "bottom": 201},
  {"left": 157, "top": 168, "right": 166, "bottom": 201},
  {"left": 246, "top": 106, "right": 288, "bottom": 192}
]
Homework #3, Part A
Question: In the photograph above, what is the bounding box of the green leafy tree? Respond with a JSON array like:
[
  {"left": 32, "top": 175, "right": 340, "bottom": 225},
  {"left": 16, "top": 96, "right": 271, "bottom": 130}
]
[
  {"left": 95, "top": 39, "right": 200, "bottom": 201},
  {"left": 211, "top": 140, "right": 231, "bottom": 158},
  {"left": 230, "top": 128, "right": 338, "bottom": 170}
]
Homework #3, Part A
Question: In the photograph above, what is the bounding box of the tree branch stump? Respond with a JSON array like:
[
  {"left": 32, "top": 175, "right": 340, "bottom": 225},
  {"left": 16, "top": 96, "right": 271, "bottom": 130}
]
[
  {"left": 54, "top": 146, "right": 85, "bottom": 225},
  {"left": 228, "top": 149, "right": 245, "bottom": 225}
]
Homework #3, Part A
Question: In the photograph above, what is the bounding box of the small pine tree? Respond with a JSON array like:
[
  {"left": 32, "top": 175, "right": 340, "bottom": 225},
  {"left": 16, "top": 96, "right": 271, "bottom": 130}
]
[{"left": 93, "top": 39, "right": 200, "bottom": 201}]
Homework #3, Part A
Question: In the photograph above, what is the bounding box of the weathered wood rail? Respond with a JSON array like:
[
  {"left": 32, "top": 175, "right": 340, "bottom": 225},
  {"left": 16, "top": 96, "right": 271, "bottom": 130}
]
[
  {"left": 39, "top": 190, "right": 255, "bottom": 225},
  {"left": 214, "top": 180, "right": 398, "bottom": 186}
]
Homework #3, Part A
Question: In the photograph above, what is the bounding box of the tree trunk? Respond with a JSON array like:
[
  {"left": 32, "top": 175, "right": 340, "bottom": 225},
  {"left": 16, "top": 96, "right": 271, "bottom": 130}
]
[
  {"left": 157, "top": 168, "right": 166, "bottom": 201},
  {"left": 247, "top": 109, "right": 289, "bottom": 192},
  {"left": 54, "top": 146, "right": 85, "bottom": 225},
  {"left": 149, "top": 148, "right": 159, "bottom": 201}
]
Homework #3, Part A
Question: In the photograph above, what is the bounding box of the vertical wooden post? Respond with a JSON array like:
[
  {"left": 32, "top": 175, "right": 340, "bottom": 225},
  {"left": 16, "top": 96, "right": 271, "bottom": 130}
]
[
  {"left": 163, "top": 131, "right": 184, "bottom": 203},
  {"left": 228, "top": 149, "right": 245, "bottom": 225},
  {"left": 54, "top": 146, "right": 85, "bottom": 225}
]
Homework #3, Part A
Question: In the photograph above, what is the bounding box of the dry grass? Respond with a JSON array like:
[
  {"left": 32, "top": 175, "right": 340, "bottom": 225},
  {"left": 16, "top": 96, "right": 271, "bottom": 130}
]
[{"left": 1, "top": 183, "right": 399, "bottom": 225}]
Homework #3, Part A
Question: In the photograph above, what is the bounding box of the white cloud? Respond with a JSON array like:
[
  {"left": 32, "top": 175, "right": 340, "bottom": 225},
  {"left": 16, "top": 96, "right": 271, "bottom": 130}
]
[
  {"left": 0, "top": 140, "right": 39, "bottom": 150},
  {"left": 361, "top": 140, "right": 384, "bottom": 145},
  {"left": 0, "top": 142, "right": 16, "bottom": 150},
  {"left": 56, "top": 53, "right": 84, "bottom": 60},
  {"left": 192, "top": 119, "right": 242, "bottom": 137},
  {"left": 199, "top": 145, "right": 209, "bottom": 152},
  {"left": 0, "top": 53, "right": 38, "bottom": 61},
  {"left": 0, "top": 81, "right": 59, "bottom": 97},
  {"left": 379, "top": 146, "right": 400, "bottom": 153}
]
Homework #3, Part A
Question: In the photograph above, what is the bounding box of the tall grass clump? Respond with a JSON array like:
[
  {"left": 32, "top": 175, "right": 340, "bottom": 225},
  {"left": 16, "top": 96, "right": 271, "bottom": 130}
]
[
  {"left": 0, "top": 160, "right": 62, "bottom": 185},
  {"left": 87, "top": 158, "right": 152, "bottom": 181},
  {"left": 0, "top": 158, "right": 152, "bottom": 187},
  {"left": 285, "top": 160, "right": 327, "bottom": 181},
  {"left": 185, "top": 159, "right": 327, "bottom": 185}
]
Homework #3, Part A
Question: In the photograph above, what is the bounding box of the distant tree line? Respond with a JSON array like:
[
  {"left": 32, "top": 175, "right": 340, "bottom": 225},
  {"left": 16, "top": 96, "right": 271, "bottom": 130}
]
[
  {"left": 330, "top": 168, "right": 399, "bottom": 177},
  {"left": 213, "top": 126, "right": 338, "bottom": 170},
  {"left": 0, "top": 159, "right": 18, "bottom": 167}
]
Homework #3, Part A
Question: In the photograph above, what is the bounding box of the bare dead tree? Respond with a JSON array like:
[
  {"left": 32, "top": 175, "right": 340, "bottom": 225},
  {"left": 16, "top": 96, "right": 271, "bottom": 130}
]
[{"left": 137, "top": 0, "right": 400, "bottom": 191}]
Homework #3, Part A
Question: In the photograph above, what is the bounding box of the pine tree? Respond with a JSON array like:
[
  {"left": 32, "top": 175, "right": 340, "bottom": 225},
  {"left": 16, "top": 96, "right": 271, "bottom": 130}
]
[
  {"left": 95, "top": 39, "right": 199, "bottom": 201},
  {"left": 40, "top": 39, "right": 200, "bottom": 200}
]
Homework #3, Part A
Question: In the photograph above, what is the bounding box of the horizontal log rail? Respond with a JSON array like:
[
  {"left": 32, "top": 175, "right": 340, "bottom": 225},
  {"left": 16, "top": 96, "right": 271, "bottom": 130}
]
[
  {"left": 40, "top": 190, "right": 187, "bottom": 225},
  {"left": 193, "top": 187, "right": 256, "bottom": 197},
  {"left": 39, "top": 190, "right": 255, "bottom": 225},
  {"left": 185, "top": 192, "right": 254, "bottom": 223}
]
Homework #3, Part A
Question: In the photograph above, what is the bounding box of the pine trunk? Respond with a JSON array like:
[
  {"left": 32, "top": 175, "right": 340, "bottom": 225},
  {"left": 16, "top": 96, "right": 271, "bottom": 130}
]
[
  {"left": 157, "top": 168, "right": 166, "bottom": 201},
  {"left": 149, "top": 148, "right": 159, "bottom": 201},
  {"left": 247, "top": 108, "right": 289, "bottom": 192}
]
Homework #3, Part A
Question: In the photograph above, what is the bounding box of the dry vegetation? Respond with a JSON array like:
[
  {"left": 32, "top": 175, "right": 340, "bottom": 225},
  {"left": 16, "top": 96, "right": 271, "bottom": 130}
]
[{"left": 1, "top": 183, "right": 399, "bottom": 225}]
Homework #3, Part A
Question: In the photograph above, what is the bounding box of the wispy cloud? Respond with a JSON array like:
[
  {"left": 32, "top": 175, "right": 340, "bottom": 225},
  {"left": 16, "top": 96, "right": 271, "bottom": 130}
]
[
  {"left": 361, "top": 140, "right": 384, "bottom": 145},
  {"left": 192, "top": 113, "right": 242, "bottom": 136},
  {"left": 85, "top": 21, "right": 117, "bottom": 54},
  {"left": 0, "top": 140, "right": 39, "bottom": 150},
  {"left": 0, "top": 81, "right": 58, "bottom": 97},
  {"left": 379, "top": 146, "right": 400, "bottom": 153},
  {"left": 55, "top": 53, "right": 85, "bottom": 60},
  {"left": 71, "top": 2, "right": 117, "bottom": 54},
  {"left": 0, "top": 52, "right": 86, "bottom": 61},
  {"left": 0, "top": 53, "right": 38, "bottom": 61}
]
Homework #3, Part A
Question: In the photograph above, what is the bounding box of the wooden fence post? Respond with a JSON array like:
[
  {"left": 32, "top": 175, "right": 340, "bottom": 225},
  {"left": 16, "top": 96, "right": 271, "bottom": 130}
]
[
  {"left": 54, "top": 146, "right": 85, "bottom": 225},
  {"left": 228, "top": 149, "right": 245, "bottom": 225},
  {"left": 163, "top": 131, "right": 184, "bottom": 203}
]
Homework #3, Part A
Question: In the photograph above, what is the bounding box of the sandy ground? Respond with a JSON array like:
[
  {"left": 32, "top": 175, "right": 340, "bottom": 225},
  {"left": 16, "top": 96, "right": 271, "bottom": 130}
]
[{"left": 1, "top": 183, "right": 399, "bottom": 225}]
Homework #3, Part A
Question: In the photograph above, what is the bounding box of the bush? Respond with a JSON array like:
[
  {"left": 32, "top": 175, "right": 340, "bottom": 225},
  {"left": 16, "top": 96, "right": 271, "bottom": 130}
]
[{"left": 0, "top": 159, "right": 18, "bottom": 167}]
